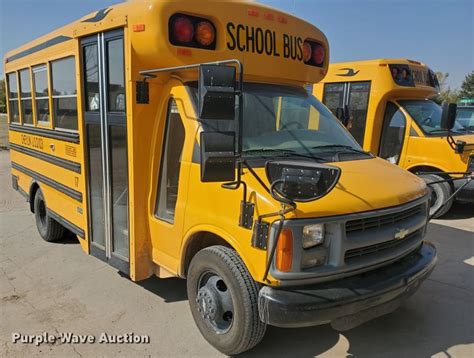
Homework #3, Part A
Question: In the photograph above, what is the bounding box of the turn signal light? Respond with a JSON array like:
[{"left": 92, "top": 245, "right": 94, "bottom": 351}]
[
  {"left": 303, "top": 40, "right": 325, "bottom": 67},
  {"left": 169, "top": 13, "right": 217, "bottom": 50},
  {"left": 276, "top": 228, "right": 293, "bottom": 272}
]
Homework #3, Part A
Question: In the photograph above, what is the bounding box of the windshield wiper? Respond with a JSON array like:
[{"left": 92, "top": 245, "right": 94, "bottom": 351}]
[
  {"left": 242, "top": 148, "right": 325, "bottom": 161},
  {"left": 311, "top": 144, "right": 370, "bottom": 155}
]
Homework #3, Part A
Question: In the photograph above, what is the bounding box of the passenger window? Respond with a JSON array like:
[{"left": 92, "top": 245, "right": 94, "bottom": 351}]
[
  {"left": 6, "top": 73, "right": 20, "bottom": 123},
  {"left": 107, "top": 38, "right": 125, "bottom": 112},
  {"left": 155, "top": 100, "right": 186, "bottom": 223},
  {"left": 19, "top": 69, "right": 34, "bottom": 125},
  {"left": 51, "top": 57, "right": 78, "bottom": 130},
  {"left": 379, "top": 102, "right": 407, "bottom": 164},
  {"left": 33, "top": 65, "right": 50, "bottom": 124}
]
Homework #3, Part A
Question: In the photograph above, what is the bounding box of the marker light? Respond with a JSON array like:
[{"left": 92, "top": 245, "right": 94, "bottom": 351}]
[
  {"left": 172, "top": 16, "right": 194, "bottom": 43},
  {"left": 312, "top": 44, "right": 325, "bottom": 66},
  {"left": 302, "top": 40, "right": 326, "bottom": 68},
  {"left": 276, "top": 228, "right": 293, "bottom": 272},
  {"left": 195, "top": 21, "right": 216, "bottom": 46},
  {"left": 169, "top": 13, "right": 217, "bottom": 50},
  {"left": 303, "top": 41, "right": 312, "bottom": 63}
]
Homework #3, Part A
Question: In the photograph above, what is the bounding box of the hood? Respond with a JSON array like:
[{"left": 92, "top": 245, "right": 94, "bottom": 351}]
[{"left": 246, "top": 157, "right": 428, "bottom": 219}]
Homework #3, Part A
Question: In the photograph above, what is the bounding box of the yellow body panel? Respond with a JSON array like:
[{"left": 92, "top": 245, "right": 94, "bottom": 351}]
[
  {"left": 313, "top": 59, "right": 474, "bottom": 174},
  {"left": 4, "top": 3, "right": 430, "bottom": 286}
]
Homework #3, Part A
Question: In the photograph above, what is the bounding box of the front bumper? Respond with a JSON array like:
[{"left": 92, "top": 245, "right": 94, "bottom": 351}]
[
  {"left": 258, "top": 242, "right": 436, "bottom": 330},
  {"left": 454, "top": 177, "right": 474, "bottom": 203}
]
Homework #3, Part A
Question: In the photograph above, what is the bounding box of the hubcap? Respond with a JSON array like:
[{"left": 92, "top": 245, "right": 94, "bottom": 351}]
[{"left": 196, "top": 272, "right": 234, "bottom": 334}]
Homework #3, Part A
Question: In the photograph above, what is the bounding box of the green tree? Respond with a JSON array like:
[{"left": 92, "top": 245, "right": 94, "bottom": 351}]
[
  {"left": 459, "top": 71, "right": 474, "bottom": 99},
  {"left": 433, "top": 72, "right": 459, "bottom": 104},
  {"left": 0, "top": 78, "right": 5, "bottom": 113}
]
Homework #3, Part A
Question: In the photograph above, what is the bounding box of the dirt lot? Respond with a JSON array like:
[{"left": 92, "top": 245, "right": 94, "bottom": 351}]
[{"left": 0, "top": 149, "right": 473, "bottom": 357}]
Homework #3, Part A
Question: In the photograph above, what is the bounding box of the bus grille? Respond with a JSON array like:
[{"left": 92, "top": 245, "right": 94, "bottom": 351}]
[
  {"left": 345, "top": 204, "right": 424, "bottom": 233},
  {"left": 344, "top": 229, "right": 422, "bottom": 261}
]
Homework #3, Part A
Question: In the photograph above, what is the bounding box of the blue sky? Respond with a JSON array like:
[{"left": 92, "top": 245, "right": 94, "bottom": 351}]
[{"left": 1, "top": 0, "right": 472, "bottom": 88}]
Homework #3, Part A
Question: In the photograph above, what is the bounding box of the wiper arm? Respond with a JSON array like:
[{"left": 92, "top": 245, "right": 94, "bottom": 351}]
[
  {"left": 311, "top": 144, "right": 370, "bottom": 155},
  {"left": 243, "top": 148, "right": 325, "bottom": 161}
]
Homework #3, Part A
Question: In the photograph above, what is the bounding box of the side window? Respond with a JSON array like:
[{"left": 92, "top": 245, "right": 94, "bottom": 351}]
[
  {"left": 33, "top": 65, "right": 50, "bottom": 124},
  {"left": 51, "top": 57, "right": 78, "bottom": 130},
  {"left": 379, "top": 102, "right": 407, "bottom": 164},
  {"left": 155, "top": 100, "right": 186, "bottom": 223},
  {"left": 19, "top": 69, "right": 34, "bottom": 125},
  {"left": 6, "top": 72, "right": 20, "bottom": 123}
]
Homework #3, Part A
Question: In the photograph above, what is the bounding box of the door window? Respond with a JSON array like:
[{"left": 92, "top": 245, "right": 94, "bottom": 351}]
[
  {"left": 347, "top": 82, "right": 370, "bottom": 145},
  {"left": 379, "top": 102, "right": 406, "bottom": 164},
  {"left": 322, "top": 81, "right": 371, "bottom": 146},
  {"left": 323, "top": 83, "right": 344, "bottom": 114},
  {"left": 155, "top": 100, "right": 186, "bottom": 223}
]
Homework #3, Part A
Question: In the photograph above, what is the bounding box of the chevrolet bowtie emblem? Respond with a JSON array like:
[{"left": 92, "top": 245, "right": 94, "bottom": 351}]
[{"left": 394, "top": 228, "right": 409, "bottom": 240}]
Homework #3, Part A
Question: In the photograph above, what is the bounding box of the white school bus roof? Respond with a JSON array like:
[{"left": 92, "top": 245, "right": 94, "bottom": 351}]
[{"left": 4, "top": 0, "right": 330, "bottom": 86}]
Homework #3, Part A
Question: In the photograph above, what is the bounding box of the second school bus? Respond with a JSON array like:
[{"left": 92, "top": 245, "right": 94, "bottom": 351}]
[
  {"left": 313, "top": 59, "right": 474, "bottom": 217},
  {"left": 5, "top": 0, "right": 438, "bottom": 354}
]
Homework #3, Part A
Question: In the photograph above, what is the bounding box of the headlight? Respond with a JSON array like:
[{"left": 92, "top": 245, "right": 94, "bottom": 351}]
[{"left": 302, "top": 224, "right": 325, "bottom": 249}]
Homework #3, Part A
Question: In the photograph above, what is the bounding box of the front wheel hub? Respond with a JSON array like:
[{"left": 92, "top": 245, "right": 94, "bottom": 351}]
[{"left": 196, "top": 273, "right": 234, "bottom": 334}]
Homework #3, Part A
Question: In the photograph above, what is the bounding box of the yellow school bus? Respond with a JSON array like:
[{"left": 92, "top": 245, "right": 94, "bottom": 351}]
[
  {"left": 5, "top": 1, "right": 438, "bottom": 354},
  {"left": 313, "top": 59, "right": 474, "bottom": 217}
]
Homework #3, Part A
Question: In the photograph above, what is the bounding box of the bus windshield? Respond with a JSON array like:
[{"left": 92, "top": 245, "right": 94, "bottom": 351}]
[
  {"left": 191, "top": 83, "right": 366, "bottom": 161},
  {"left": 398, "top": 99, "right": 465, "bottom": 135}
]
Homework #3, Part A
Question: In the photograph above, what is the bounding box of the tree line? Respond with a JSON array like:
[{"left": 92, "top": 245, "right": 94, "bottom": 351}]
[{"left": 434, "top": 71, "right": 474, "bottom": 104}]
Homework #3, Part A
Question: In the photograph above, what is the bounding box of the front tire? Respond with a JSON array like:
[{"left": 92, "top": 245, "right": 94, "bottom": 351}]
[
  {"left": 420, "top": 174, "right": 454, "bottom": 218},
  {"left": 33, "top": 189, "right": 65, "bottom": 242},
  {"left": 187, "top": 245, "right": 266, "bottom": 355}
]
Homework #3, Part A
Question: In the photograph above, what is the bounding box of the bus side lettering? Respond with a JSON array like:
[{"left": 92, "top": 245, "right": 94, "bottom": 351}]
[{"left": 21, "top": 134, "right": 44, "bottom": 150}]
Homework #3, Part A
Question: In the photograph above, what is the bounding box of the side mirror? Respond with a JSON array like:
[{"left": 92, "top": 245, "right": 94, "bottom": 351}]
[
  {"left": 200, "top": 131, "right": 236, "bottom": 182},
  {"left": 335, "top": 105, "right": 350, "bottom": 127},
  {"left": 199, "top": 65, "right": 236, "bottom": 120},
  {"left": 440, "top": 103, "right": 457, "bottom": 130}
]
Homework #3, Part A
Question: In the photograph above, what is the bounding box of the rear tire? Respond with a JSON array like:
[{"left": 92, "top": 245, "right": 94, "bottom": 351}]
[
  {"left": 33, "top": 189, "right": 65, "bottom": 242},
  {"left": 187, "top": 245, "right": 266, "bottom": 355},
  {"left": 420, "top": 174, "right": 454, "bottom": 218}
]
